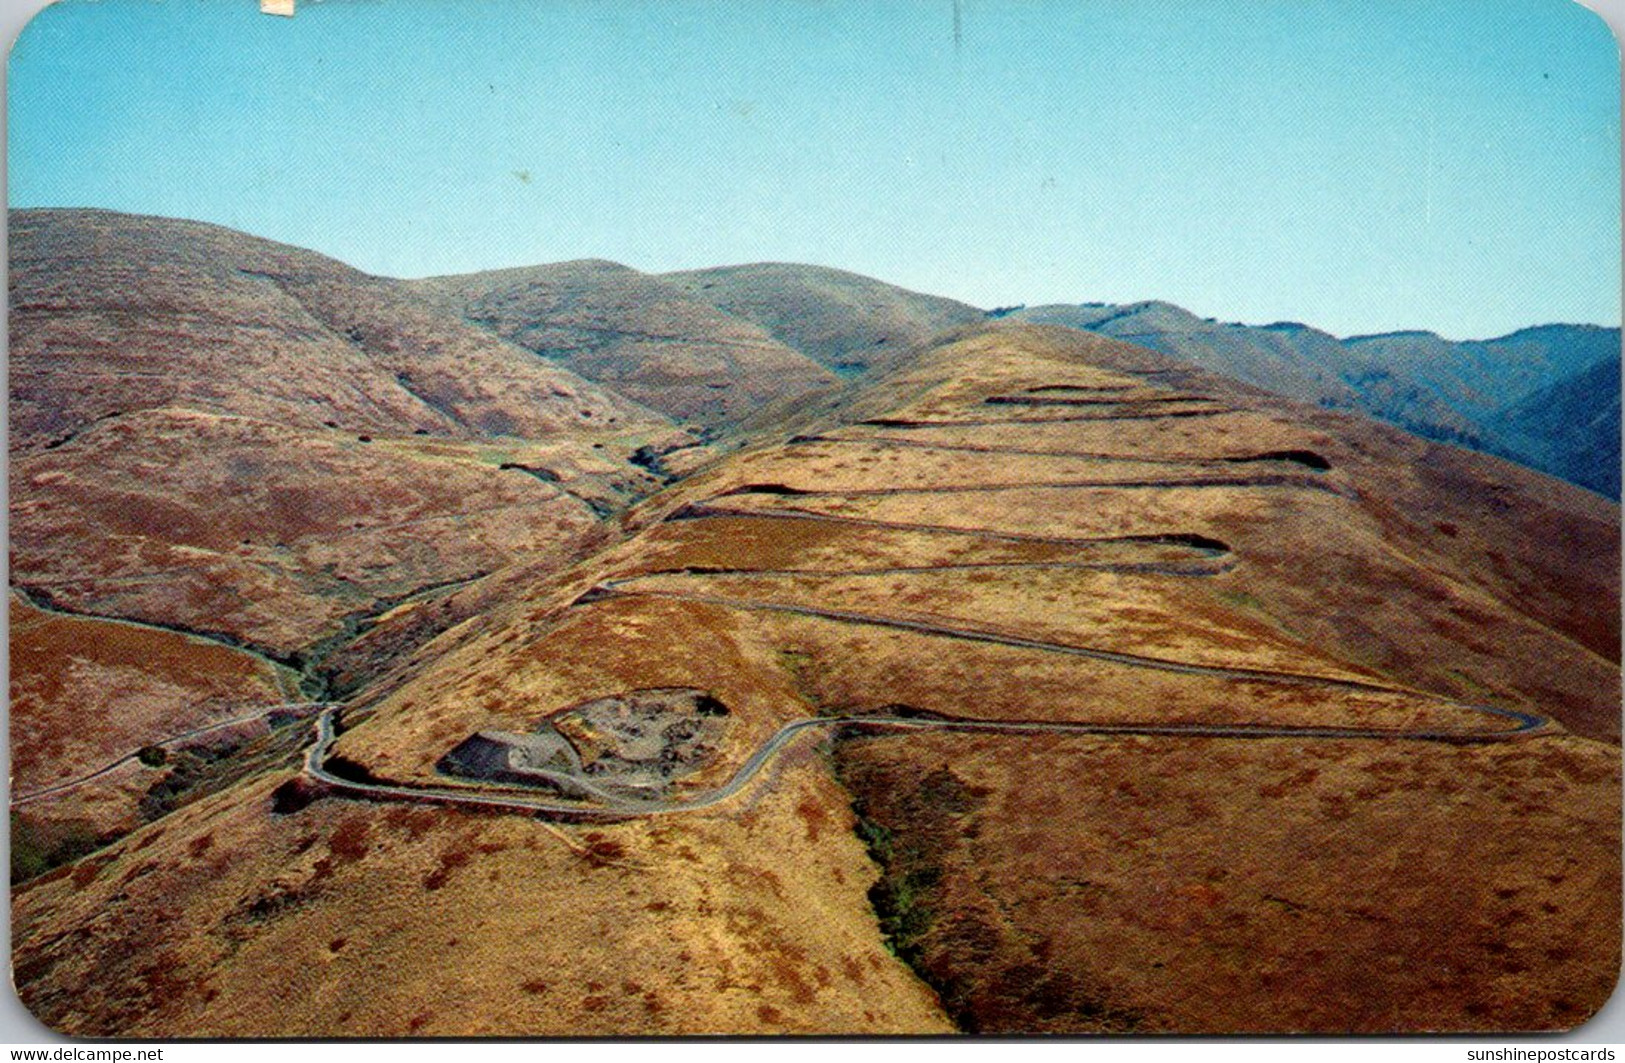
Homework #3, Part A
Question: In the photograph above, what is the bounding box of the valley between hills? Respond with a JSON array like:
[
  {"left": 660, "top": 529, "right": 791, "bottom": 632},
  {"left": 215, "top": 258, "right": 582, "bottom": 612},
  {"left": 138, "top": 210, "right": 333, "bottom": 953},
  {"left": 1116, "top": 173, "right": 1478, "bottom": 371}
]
[{"left": 9, "top": 209, "right": 1620, "bottom": 1036}]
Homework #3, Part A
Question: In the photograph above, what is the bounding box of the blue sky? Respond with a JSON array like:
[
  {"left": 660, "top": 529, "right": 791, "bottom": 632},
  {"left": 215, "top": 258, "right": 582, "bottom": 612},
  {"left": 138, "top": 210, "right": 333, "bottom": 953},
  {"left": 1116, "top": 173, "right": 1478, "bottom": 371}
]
[{"left": 8, "top": 0, "right": 1620, "bottom": 338}]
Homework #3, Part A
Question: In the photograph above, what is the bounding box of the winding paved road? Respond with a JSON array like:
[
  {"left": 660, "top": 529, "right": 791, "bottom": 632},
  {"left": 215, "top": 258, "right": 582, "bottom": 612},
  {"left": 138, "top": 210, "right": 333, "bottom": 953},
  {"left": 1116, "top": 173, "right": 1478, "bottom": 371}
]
[
  {"left": 301, "top": 575, "right": 1548, "bottom": 818},
  {"left": 304, "top": 695, "right": 1547, "bottom": 819},
  {"left": 295, "top": 430, "right": 1553, "bottom": 820}
]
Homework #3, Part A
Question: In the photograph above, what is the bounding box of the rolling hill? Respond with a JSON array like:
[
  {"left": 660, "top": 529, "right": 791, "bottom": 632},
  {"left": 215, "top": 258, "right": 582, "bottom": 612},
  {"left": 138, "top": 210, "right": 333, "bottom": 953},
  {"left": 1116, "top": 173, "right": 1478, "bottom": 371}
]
[
  {"left": 9, "top": 212, "right": 1620, "bottom": 1036},
  {"left": 1011, "top": 302, "right": 1621, "bottom": 497},
  {"left": 409, "top": 261, "right": 1616, "bottom": 496},
  {"left": 408, "top": 260, "right": 839, "bottom": 430},
  {"left": 9, "top": 210, "right": 689, "bottom": 653},
  {"left": 9, "top": 210, "right": 666, "bottom": 450},
  {"left": 662, "top": 262, "right": 986, "bottom": 376},
  {"left": 8, "top": 209, "right": 690, "bottom": 851},
  {"left": 12, "top": 321, "right": 1617, "bottom": 1036}
]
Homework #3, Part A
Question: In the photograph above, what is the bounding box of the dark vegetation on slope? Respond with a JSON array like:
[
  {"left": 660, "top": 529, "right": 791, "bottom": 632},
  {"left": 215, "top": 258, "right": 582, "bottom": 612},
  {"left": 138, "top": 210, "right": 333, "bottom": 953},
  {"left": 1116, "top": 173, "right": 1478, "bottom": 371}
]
[
  {"left": 1489, "top": 357, "right": 1621, "bottom": 499},
  {"left": 833, "top": 740, "right": 1145, "bottom": 1034}
]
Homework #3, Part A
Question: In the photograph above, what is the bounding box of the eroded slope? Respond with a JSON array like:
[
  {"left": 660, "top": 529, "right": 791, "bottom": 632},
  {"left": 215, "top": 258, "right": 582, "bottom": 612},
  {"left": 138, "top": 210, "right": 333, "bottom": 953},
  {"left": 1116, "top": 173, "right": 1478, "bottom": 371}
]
[{"left": 13, "top": 325, "right": 1619, "bottom": 1036}]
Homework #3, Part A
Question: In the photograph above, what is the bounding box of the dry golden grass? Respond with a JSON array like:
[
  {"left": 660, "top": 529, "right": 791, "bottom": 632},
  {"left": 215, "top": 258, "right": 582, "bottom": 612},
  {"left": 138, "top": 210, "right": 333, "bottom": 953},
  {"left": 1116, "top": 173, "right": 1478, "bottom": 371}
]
[
  {"left": 835, "top": 729, "right": 1619, "bottom": 1033},
  {"left": 14, "top": 758, "right": 950, "bottom": 1035},
  {"left": 13, "top": 324, "right": 1618, "bottom": 1036},
  {"left": 11, "top": 409, "right": 657, "bottom": 654},
  {"left": 9, "top": 593, "right": 299, "bottom": 869},
  {"left": 9, "top": 595, "right": 291, "bottom": 795}
]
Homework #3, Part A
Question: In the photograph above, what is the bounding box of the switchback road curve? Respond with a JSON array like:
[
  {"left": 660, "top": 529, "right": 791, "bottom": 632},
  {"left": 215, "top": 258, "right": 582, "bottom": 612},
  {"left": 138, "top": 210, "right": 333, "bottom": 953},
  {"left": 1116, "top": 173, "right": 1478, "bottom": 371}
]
[
  {"left": 301, "top": 581, "right": 1550, "bottom": 819},
  {"left": 298, "top": 443, "right": 1554, "bottom": 819}
]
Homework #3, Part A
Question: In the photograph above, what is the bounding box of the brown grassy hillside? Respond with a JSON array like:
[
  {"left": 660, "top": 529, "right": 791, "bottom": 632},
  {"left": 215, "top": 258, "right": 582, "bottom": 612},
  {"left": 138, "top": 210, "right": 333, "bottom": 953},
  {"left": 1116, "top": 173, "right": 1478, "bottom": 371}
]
[
  {"left": 8, "top": 210, "right": 696, "bottom": 866},
  {"left": 11, "top": 408, "right": 652, "bottom": 655},
  {"left": 663, "top": 262, "right": 985, "bottom": 376},
  {"left": 9, "top": 210, "right": 690, "bottom": 652},
  {"left": 9, "top": 593, "right": 298, "bottom": 872},
  {"left": 411, "top": 260, "right": 837, "bottom": 428},
  {"left": 10, "top": 210, "right": 662, "bottom": 449},
  {"left": 14, "top": 324, "right": 1617, "bottom": 1036}
]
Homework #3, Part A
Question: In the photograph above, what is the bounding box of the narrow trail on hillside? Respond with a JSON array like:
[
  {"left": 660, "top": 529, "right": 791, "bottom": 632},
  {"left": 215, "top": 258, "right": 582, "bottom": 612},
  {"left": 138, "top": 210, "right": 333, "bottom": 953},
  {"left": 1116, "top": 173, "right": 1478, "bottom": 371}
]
[
  {"left": 15, "top": 702, "right": 331, "bottom": 806},
  {"left": 859, "top": 408, "right": 1235, "bottom": 428},
  {"left": 583, "top": 581, "right": 1525, "bottom": 709},
  {"left": 11, "top": 584, "right": 302, "bottom": 675},
  {"left": 612, "top": 556, "right": 1238, "bottom": 579},
  {"left": 666, "top": 502, "right": 1235, "bottom": 551},
  {"left": 982, "top": 393, "right": 1221, "bottom": 407},
  {"left": 711, "top": 473, "right": 1341, "bottom": 497},
  {"left": 786, "top": 433, "right": 1332, "bottom": 471}
]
